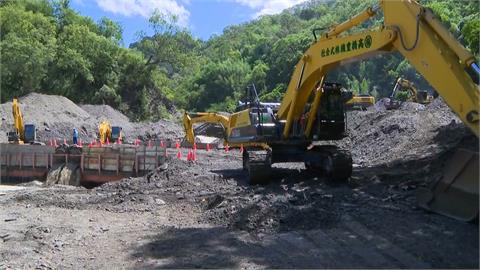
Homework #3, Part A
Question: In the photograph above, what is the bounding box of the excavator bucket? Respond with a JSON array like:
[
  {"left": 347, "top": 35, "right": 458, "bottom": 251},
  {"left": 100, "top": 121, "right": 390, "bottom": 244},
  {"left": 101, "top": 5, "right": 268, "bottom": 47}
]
[{"left": 417, "top": 149, "right": 479, "bottom": 222}]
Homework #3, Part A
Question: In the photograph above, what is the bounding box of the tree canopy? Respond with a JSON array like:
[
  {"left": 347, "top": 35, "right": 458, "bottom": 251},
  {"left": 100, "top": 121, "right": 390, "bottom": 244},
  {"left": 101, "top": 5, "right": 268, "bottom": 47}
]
[{"left": 1, "top": 0, "right": 478, "bottom": 119}]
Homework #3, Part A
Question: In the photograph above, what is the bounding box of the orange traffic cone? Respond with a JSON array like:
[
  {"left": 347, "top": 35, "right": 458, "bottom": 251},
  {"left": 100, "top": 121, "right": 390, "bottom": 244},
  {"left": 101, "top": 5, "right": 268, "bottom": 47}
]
[
  {"left": 225, "top": 144, "right": 229, "bottom": 152},
  {"left": 106, "top": 137, "right": 110, "bottom": 145},
  {"left": 177, "top": 150, "right": 182, "bottom": 159},
  {"left": 175, "top": 139, "right": 180, "bottom": 149},
  {"left": 160, "top": 140, "right": 165, "bottom": 147},
  {"left": 79, "top": 139, "right": 83, "bottom": 147},
  {"left": 206, "top": 143, "right": 210, "bottom": 152},
  {"left": 64, "top": 138, "right": 67, "bottom": 145}
]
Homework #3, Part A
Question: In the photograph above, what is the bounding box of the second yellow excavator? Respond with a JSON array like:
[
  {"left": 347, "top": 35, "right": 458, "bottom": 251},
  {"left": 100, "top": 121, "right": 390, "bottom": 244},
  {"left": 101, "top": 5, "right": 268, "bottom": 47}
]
[
  {"left": 184, "top": 0, "right": 479, "bottom": 220},
  {"left": 98, "top": 121, "right": 123, "bottom": 144},
  {"left": 386, "top": 77, "right": 434, "bottom": 109},
  {"left": 7, "top": 98, "right": 36, "bottom": 144}
]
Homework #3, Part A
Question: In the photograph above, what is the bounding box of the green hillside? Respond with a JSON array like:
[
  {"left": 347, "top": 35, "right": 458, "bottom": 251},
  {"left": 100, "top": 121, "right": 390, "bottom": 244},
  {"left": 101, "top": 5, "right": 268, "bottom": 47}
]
[{"left": 1, "top": 0, "right": 478, "bottom": 120}]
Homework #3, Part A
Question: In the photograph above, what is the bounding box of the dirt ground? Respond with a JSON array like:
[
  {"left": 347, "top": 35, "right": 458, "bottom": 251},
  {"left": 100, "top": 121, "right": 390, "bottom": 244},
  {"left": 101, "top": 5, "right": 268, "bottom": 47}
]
[
  {"left": 0, "top": 97, "right": 479, "bottom": 269},
  {"left": 1, "top": 149, "right": 478, "bottom": 269}
]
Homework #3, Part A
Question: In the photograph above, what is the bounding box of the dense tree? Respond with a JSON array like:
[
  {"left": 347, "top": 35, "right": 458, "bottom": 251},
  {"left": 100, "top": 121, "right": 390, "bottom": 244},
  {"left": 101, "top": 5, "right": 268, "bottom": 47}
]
[
  {"left": 0, "top": 3, "right": 57, "bottom": 99},
  {"left": 0, "top": 0, "right": 478, "bottom": 119}
]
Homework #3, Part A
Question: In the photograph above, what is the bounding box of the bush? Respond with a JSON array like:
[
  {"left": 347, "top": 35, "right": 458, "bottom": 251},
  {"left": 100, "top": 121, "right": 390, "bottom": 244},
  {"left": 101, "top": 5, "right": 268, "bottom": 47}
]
[{"left": 93, "top": 84, "right": 121, "bottom": 107}]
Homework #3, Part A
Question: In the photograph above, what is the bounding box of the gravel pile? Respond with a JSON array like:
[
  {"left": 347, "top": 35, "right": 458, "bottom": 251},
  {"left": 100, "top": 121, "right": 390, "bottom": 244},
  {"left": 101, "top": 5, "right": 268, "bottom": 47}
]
[
  {"left": 0, "top": 93, "right": 183, "bottom": 143},
  {"left": 342, "top": 98, "right": 471, "bottom": 166}
]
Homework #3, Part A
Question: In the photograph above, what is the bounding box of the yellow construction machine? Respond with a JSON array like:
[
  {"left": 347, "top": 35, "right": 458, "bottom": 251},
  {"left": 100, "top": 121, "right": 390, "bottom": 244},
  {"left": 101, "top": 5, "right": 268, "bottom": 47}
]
[
  {"left": 345, "top": 94, "right": 375, "bottom": 110},
  {"left": 98, "top": 121, "right": 123, "bottom": 144},
  {"left": 7, "top": 98, "right": 36, "bottom": 144},
  {"left": 386, "top": 77, "right": 434, "bottom": 109},
  {"left": 184, "top": 0, "right": 479, "bottom": 220},
  {"left": 184, "top": 113, "right": 230, "bottom": 145}
]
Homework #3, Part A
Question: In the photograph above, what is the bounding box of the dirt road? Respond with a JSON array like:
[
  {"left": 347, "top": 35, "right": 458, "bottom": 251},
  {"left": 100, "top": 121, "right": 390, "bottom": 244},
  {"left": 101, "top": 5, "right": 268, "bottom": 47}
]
[{"left": 1, "top": 148, "right": 478, "bottom": 269}]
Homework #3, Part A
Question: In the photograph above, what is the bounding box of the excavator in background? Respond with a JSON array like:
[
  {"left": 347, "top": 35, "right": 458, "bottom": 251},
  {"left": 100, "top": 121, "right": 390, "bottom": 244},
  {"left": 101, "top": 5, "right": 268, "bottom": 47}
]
[
  {"left": 385, "top": 77, "right": 434, "bottom": 109},
  {"left": 98, "top": 121, "right": 123, "bottom": 144},
  {"left": 345, "top": 94, "right": 375, "bottom": 110},
  {"left": 184, "top": 85, "right": 284, "bottom": 146},
  {"left": 7, "top": 98, "right": 36, "bottom": 144},
  {"left": 184, "top": 0, "right": 479, "bottom": 221}
]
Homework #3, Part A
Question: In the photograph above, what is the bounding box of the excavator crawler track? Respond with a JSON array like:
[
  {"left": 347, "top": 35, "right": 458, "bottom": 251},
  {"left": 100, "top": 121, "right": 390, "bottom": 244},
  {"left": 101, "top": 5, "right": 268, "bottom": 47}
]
[
  {"left": 305, "top": 146, "right": 352, "bottom": 182},
  {"left": 327, "top": 149, "right": 353, "bottom": 182}
]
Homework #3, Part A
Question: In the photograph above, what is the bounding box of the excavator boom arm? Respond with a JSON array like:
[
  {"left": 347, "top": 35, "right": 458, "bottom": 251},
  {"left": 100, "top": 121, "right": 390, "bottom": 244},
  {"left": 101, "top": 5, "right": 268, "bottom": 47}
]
[
  {"left": 183, "top": 112, "right": 231, "bottom": 144},
  {"left": 12, "top": 98, "right": 25, "bottom": 141}
]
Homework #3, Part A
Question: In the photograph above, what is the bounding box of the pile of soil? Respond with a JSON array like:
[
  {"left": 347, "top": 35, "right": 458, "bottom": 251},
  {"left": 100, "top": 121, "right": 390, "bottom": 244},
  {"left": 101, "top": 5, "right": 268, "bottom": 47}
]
[
  {"left": 1, "top": 96, "right": 477, "bottom": 268},
  {"left": 0, "top": 93, "right": 183, "bottom": 143},
  {"left": 340, "top": 98, "right": 472, "bottom": 166}
]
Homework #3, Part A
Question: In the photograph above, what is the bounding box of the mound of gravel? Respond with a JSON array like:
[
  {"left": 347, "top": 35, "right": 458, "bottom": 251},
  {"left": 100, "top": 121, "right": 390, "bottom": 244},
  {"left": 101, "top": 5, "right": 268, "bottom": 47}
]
[
  {"left": 81, "top": 104, "right": 133, "bottom": 130},
  {"left": 0, "top": 93, "right": 183, "bottom": 144},
  {"left": 343, "top": 97, "right": 470, "bottom": 166},
  {"left": 0, "top": 93, "right": 96, "bottom": 143}
]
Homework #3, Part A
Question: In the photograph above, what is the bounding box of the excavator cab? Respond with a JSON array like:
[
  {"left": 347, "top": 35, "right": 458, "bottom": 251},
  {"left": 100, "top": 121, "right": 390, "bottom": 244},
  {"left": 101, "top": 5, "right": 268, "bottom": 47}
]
[
  {"left": 111, "top": 126, "right": 123, "bottom": 142},
  {"left": 314, "top": 82, "right": 348, "bottom": 140}
]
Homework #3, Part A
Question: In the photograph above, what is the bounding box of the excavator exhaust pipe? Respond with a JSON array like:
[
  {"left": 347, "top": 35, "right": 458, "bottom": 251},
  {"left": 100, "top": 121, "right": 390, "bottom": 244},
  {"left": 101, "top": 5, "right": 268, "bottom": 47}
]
[{"left": 417, "top": 149, "right": 479, "bottom": 222}]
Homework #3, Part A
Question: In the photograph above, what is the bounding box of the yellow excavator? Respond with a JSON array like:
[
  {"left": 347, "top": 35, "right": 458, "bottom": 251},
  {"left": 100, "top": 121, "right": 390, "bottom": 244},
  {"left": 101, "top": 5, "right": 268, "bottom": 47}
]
[
  {"left": 184, "top": 0, "right": 479, "bottom": 220},
  {"left": 7, "top": 98, "right": 36, "bottom": 144},
  {"left": 345, "top": 94, "right": 376, "bottom": 110},
  {"left": 98, "top": 121, "right": 123, "bottom": 144},
  {"left": 386, "top": 77, "right": 434, "bottom": 109}
]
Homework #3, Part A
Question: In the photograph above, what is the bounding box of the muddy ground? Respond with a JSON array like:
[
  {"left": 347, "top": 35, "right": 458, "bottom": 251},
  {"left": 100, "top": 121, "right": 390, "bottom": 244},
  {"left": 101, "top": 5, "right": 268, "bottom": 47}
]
[
  {"left": 0, "top": 98, "right": 479, "bottom": 269},
  {"left": 1, "top": 149, "right": 478, "bottom": 269}
]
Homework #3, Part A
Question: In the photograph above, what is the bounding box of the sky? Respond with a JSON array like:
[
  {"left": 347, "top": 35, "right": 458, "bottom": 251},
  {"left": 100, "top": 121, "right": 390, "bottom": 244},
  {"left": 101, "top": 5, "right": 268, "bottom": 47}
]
[{"left": 71, "top": 0, "right": 309, "bottom": 46}]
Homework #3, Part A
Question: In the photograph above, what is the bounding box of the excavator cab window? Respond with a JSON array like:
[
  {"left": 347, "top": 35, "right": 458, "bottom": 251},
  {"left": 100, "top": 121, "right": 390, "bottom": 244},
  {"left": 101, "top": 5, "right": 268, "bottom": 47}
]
[
  {"left": 24, "top": 124, "right": 36, "bottom": 143},
  {"left": 111, "top": 126, "right": 122, "bottom": 141},
  {"left": 315, "top": 82, "right": 347, "bottom": 140}
]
